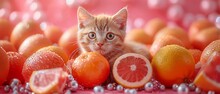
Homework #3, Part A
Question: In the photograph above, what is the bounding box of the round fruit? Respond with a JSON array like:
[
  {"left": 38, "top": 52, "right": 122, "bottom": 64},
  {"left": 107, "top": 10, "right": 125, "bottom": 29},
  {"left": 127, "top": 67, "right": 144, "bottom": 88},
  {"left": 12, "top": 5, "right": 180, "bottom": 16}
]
[
  {"left": 189, "top": 19, "right": 214, "bottom": 42},
  {"left": 191, "top": 27, "right": 220, "bottom": 50},
  {"left": 154, "top": 26, "right": 191, "bottom": 48},
  {"left": 150, "top": 35, "right": 184, "bottom": 56},
  {"left": 30, "top": 68, "right": 67, "bottom": 94},
  {"left": 113, "top": 53, "right": 152, "bottom": 88},
  {"left": 194, "top": 51, "right": 220, "bottom": 92},
  {"left": 0, "top": 47, "right": 9, "bottom": 85},
  {"left": 18, "top": 34, "right": 52, "bottom": 58},
  {"left": 37, "top": 46, "right": 69, "bottom": 63},
  {"left": 22, "top": 51, "right": 65, "bottom": 82},
  {"left": 43, "top": 25, "right": 63, "bottom": 43},
  {"left": 72, "top": 52, "right": 110, "bottom": 88},
  {"left": 200, "top": 39, "right": 220, "bottom": 65},
  {"left": 10, "top": 20, "right": 43, "bottom": 48},
  {"left": 151, "top": 45, "right": 195, "bottom": 87},
  {"left": 144, "top": 18, "right": 166, "bottom": 38},
  {"left": 6, "top": 52, "right": 26, "bottom": 83},
  {"left": 0, "top": 18, "right": 13, "bottom": 40},
  {"left": 0, "top": 40, "right": 17, "bottom": 52},
  {"left": 125, "top": 29, "right": 153, "bottom": 45},
  {"left": 58, "top": 26, "right": 79, "bottom": 56}
]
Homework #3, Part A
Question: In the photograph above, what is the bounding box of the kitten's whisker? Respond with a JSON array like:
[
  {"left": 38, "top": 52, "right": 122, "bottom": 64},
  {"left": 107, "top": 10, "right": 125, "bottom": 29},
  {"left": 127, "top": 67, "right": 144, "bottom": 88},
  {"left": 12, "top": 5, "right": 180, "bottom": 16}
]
[{"left": 69, "top": 48, "right": 80, "bottom": 59}]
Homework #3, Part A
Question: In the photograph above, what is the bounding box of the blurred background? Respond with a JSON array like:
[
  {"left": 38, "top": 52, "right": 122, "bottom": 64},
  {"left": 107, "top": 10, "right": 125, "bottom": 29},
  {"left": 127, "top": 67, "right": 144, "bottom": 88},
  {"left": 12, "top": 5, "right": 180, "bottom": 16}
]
[{"left": 0, "top": 0, "right": 220, "bottom": 31}]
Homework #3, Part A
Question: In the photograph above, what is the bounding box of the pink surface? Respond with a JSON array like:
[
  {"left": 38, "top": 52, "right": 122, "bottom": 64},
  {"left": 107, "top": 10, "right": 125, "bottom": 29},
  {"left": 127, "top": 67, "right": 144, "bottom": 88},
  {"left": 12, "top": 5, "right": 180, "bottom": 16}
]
[
  {"left": 1, "top": 0, "right": 220, "bottom": 31},
  {"left": 0, "top": 86, "right": 197, "bottom": 94}
]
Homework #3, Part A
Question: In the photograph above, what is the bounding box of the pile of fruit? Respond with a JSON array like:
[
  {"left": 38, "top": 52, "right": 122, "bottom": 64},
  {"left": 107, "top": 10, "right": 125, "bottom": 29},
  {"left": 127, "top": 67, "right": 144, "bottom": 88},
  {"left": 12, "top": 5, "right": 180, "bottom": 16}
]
[{"left": 0, "top": 17, "right": 220, "bottom": 94}]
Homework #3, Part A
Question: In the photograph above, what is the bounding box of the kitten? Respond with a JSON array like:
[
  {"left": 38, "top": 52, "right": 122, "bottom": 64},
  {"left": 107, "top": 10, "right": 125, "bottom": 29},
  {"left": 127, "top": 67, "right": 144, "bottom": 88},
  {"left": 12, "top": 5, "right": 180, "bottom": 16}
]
[{"left": 77, "top": 7, "right": 151, "bottom": 78}]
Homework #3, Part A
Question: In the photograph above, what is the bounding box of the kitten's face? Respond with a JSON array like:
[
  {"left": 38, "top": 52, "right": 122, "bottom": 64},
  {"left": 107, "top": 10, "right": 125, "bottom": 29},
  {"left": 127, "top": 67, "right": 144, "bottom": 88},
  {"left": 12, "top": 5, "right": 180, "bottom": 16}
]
[{"left": 77, "top": 7, "right": 127, "bottom": 55}]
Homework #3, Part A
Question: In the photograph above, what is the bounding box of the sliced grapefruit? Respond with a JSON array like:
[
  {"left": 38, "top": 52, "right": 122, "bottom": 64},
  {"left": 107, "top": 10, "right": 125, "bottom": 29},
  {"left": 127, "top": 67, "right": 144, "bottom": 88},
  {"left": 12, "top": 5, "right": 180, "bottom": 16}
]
[
  {"left": 194, "top": 51, "right": 220, "bottom": 92},
  {"left": 113, "top": 53, "right": 152, "bottom": 88},
  {"left": 29, "top": 68, "right": 67, "bottom": 94}
]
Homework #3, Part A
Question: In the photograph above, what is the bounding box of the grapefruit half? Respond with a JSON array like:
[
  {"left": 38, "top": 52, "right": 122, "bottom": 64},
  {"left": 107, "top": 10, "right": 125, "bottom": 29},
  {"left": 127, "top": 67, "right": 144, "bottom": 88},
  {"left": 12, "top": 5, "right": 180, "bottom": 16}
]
[
  {"left": 194, "top": 51, "right": 220, "bottom": 92},
  {"left": 113, "top": 53, "right": 152, "bottom": 88},
  {"left": 29, "top": 68, "right": 67, "bottom": 94}
]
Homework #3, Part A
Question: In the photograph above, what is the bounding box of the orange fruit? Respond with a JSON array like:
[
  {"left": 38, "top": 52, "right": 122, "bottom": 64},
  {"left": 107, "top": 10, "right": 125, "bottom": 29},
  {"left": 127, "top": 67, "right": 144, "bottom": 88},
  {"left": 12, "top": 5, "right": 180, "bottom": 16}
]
[
  {"left": 191, "top": 27, "right": 220, "bottom": 50},
  {"left": 18, "top": 34, "right": 52, "bottom": 58},
  {"left": 150, "top": 35, "right": 185, "bottom": 56},
  {"left": 200, "top": 39, "right": 220, "bottom": 65},
  {"left": 6, "top": 52, "right": 26, "bottom": 83},
  {"left": 125, "top": 29, "right": 153, "bottom": 45},
  {"left": 154, "top": 26, "right": 191, "bottom": 48},
  {"left": 43, "top": 25, "right": 63, "bottom": 43},
  {"left": 0, "top": 40, "right": 17, "bottom": 52},
  {"left": 194, "top": 51, "right": 220, "bottom": 92},
  {"left": 113, "top": 53, "right": 152, "bottom": 88},
  {"left": 188, "top": 49, "right": 202, "bottom": 64},
  {"left": 189, "top": 19, "right": 214, "bottom": 42},
  {"left": 58, "top": 26, "right": 79, "bottom": 56},
  {"left": 37, "top": 46, "right": 69, "bottom": 63},
  {"left": 30, "top": 68, "right": 67, "bottom": 94},
  {"left": 144, "top": 18, "right": 166, "bottom": 38},
  {"left": 22, "top": 51, "right": 65, "bottom": 82},
  {"left": 0, "top": 47, "right": 9, "bottom": 85},
  {"left": 72, "top": 52, "right": 110, "bottom": 88},
  {"left": 151, "top": 45, "right": 195, "bottom": 87},
  {"left": 10, "top": 20, "right": 43, "bottom": 49},
  {"left": 0, "top": 18, "right": 13, "bottom": 40}
]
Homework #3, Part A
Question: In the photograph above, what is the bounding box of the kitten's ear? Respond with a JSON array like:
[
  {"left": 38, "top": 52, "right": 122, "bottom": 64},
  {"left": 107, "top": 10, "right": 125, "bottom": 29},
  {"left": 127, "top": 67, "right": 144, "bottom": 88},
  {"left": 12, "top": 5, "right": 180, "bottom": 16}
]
[
  {"left": 112, "top": 7, "right": 127, "bottom": 30},
  {"left": 77, "top": 7, "right": 94, "bottom": 29}
]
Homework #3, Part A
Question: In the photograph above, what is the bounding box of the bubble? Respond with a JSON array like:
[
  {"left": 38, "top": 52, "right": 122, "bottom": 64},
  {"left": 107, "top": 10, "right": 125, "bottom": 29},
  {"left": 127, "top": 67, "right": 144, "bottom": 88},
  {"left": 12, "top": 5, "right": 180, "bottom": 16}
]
[
  {"left": 167, "top": 5, "right": 184, "bottom": 21},
  {"left": 134, "top": 18, "right": 144, "bottom": 28},
  {"left": 215, "top": 16, "right": 220, "bottom": 29},
  {"left": 66, "top": 0, "right": 78, "bottom": 7},
  {"left": 147, "top": 0, "right": 169, "bottom": 9},
  {"left": 201, "top": 0, "right": 217, "bottom": 14}
]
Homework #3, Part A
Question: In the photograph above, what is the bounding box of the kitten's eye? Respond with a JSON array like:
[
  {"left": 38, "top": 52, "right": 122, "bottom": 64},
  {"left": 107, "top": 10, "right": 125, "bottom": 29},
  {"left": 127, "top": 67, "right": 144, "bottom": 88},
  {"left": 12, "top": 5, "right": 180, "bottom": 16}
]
[
  {"left": 106, "top": 32, "right": 115, "bottom": 40},
  {"left": 88, "top": 32, "right": 96, "bottom": 39}
]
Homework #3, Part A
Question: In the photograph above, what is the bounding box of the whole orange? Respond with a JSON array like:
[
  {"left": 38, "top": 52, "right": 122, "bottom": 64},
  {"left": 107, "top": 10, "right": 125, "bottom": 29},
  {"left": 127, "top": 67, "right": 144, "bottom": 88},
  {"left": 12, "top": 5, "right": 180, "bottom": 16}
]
[
  {"left": 43, "top": 25, "right": 63, "bottom": 43},
  {"left": 144, "top": 18, "right": 166, "bottom": 38},
  {"left": 151, "top": 45, "right": 195, "bottom": 87},
  {"left": 10, "top": 20, "right": 43, "bottom": 49},
  {"left": 191, "top": 27, "right": 220, "bottom": 50},
  {"left": 150, "top": 35, "right": 184, "bottom": 56},
  {"left": 154, "top": 26, "right": 191, "bottom": 48},
  {"left": 37, "top": 46, "right": 69, "bottom": 63},
  {"left": 6, "top": 52, "right": 26, "bottom": 83},
  {"left": 0, "top": 18, "right": 13, "bottom": 40},
  {"left": 22, "top": 51, "right": 65, "bottom": 82},
  {"left": 0, "top": 47, "right": 9, "bottom": 85},
  {"left": 189, "top": 19, "right": 214, "bottom": 42},
  {"left": 125, "top": 29, "right": 153, "bottom": 45},
  {"left": 18, "top": 34, "right": 52, "bottom": 58},
  {"left": 0, "top": 40, "right": 17, "bottom": 52},
  {"left": 58, "top": 26, "right": 79, "bottom": 56},
  {"left": 72, "top": 52, "right": 110, "bottom": 88}
]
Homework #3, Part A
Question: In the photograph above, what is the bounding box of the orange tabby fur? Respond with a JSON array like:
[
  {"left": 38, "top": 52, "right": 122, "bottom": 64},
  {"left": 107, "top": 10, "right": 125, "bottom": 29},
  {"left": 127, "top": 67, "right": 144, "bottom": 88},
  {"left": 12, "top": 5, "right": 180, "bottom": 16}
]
[{"left": 77, "top": 7, "right": 151, "bottom": 76}]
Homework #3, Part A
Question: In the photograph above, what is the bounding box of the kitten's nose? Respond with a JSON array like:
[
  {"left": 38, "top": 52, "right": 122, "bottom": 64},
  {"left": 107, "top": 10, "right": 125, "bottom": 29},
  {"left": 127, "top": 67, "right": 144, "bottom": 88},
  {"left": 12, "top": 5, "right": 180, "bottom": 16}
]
[{"left": 96, "top": 43, "right": 103, "bottom": 47}]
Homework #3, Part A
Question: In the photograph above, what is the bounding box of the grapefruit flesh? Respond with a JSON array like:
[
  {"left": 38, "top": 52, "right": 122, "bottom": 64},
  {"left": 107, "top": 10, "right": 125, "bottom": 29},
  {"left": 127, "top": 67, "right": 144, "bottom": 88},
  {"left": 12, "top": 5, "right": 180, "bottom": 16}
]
[
  {"left": 113, "top": 53, "right": 152, "bottom": 88},
  {"left": 30, "top": 68, "right": 67, "bottom": 94},
  {"left": 194, "top": 51, "right": 220, "bottom": 92}
]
